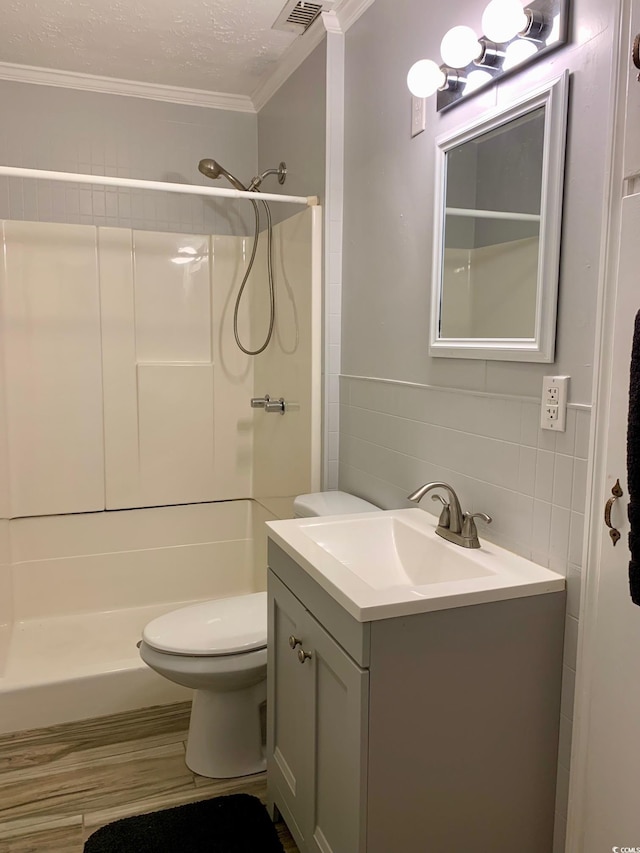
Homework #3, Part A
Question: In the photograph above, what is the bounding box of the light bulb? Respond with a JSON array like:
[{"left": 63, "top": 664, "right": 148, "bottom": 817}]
[
  {"left": 503, "top": 37, "right": 538, "bottom": 70},
  {"left": 440, "top": 26, "right": 482, "bottom": 68},
  {"left": 407, "top": 60, "right": 447, "bottom": 97},
  {"left": 463, "top": 69, "right": 493, "bottom": 94},
  {"left": 481, "top": 0, "right": 528, "bottom": 43}
]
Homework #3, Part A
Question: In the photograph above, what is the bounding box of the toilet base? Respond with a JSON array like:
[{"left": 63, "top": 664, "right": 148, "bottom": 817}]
[{"left": 185, "top": 679, "right": 267, "bottom": 778}]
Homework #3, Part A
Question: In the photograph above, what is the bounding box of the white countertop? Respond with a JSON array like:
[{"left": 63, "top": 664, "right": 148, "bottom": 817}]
[{"left": 266, "top": 508, "right": 565, "bottom": 622}]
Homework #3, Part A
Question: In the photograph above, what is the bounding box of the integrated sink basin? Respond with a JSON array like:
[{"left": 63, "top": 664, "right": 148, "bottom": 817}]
[
  {"left": 266, "top": 508, "right": 565, "bottom": 621},
  {"left": 300, "top": 515, "right": 495, "bottom": 590}
]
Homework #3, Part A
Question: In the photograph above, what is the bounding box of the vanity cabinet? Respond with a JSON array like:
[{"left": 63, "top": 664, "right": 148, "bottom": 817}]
[
  {"left": 267, "top": 540, "right": 566, "bottom": 853},
  {"left": 267, "top": 570, "right": 368, "bottom": 852}
]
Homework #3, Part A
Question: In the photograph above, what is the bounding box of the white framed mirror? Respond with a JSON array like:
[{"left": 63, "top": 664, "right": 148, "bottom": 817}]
[{"left": 430, "top": 71, "right": 569, "bottom": 361}]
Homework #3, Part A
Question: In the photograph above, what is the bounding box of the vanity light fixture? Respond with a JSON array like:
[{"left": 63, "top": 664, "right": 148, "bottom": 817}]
[
  {"left": 440, "top": 26, "right": 484, "bottom": 68},
  {"left": 406, "top": 59, "right": 461, "bottom": 98},
  {"left": 503, "top": 37, "right": 539, "bottom": 70},
  {"left": 481, "top": 0, "right": 528, "bottom": 43},
  {"left": 465, "top": 68, "right": 494, "bottom": 93},
  {"left": 407, "top": 0, "right": 568, "bottom": 110}
]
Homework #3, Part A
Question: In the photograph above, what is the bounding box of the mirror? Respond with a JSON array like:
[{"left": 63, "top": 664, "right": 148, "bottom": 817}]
[{"left": 430, "top": 72, "right": 569, "bottom": 361}]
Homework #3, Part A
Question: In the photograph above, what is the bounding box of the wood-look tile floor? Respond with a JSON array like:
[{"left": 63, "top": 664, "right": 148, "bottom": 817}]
[{"left": 0, "top": 703, "right": 299, "bottom": 853}]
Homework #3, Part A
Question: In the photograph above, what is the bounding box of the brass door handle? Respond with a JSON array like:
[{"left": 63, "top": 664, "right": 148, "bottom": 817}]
[
  {"left": 604, "top": 479, "right": 624, "bottom": 546},
  {"left": 297, "top": 649, "right": 312, "bottom": 664}
]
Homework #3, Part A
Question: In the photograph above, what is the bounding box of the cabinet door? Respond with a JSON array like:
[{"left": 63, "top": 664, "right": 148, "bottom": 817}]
[
  {"left": 306, "top": 610, "right": 369, "bottom": 853},
  {"left": 267, "top": 572, "right": 314, "bottom": 847},
  {"left": 268, "top": 569, "right": 369, "bottom": 853}
]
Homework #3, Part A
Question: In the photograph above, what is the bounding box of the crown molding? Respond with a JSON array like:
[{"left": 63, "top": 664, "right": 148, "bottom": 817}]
[
  {"left": 336, "top": 0, "right": 377, "bottom": 31},
  {"left": 0, "top": 1, "right": 378, "bottom": 115},
  {"left": 251, "top": 16, "right": 327, "bottom": 112},
  {"left": 322, "top": 10, "right": 345, "bottom": 34},
  {"left": 0, "top": 61, "right": 256, "bottom": 112},
  {"left": 251, "top": 0, "right": 378, "bottom": 112}
]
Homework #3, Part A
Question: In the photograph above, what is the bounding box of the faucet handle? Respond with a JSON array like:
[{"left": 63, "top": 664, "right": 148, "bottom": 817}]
[
  {"left": 431, "top": 494, "right": 451, "bottom": 529},
  {"left": 461, "top": 512, "right": 492, "bottom": 545}
]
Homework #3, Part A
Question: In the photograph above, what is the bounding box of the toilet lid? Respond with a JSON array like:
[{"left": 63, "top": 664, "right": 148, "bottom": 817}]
[{"left": 142, "top": 592, "right": 267, "bottom": 656}]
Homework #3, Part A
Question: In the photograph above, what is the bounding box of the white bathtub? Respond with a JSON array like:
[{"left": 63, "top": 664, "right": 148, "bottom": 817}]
[{"left": 0, "top": 499, "right": 287, "bottom": 734}]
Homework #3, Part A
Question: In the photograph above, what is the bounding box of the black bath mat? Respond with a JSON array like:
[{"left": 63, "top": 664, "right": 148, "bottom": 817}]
[{"left": 83, "top": 793, "right": 285, "bottom": 853}]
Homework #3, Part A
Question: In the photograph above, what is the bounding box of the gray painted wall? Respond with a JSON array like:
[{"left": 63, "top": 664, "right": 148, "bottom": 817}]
[
  {"left": 0, "top": 81, "right": 258, "bottom": 234},
  {"left": 338, "top": 3, "right": 618, "bottom": 848},
  {"left": 341, "top": 0, "right": 615, "bottom": 404},
  {"left": 258, "top": 40, "right": 327, "bottom": 226}
]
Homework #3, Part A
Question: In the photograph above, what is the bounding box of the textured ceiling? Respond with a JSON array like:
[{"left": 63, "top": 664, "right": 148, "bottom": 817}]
[{"left": 0, "top": 0, "right": 303, "bottom": 94}]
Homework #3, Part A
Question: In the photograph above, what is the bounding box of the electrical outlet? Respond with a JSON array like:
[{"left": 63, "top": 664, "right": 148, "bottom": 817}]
[
  {"left": 541, "top": 376, "right": 569, "bottom": 431},
  {"left": 411, "top": 96, "right": 426, "bottom": 137}
]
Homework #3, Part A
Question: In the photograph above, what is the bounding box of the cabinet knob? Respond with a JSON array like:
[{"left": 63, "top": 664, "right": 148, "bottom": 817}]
[
  {"left": 297, "top": 648, "right": 312, "bottom": 664},
  {"left": 288, "top": 635, "right": 302, "bottom": 649}
]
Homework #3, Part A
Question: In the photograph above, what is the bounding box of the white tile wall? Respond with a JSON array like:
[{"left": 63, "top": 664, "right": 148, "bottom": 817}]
[
  {"left": 339, "top": 374, "right": 590, "bottom": 830},
  {"left": 339, "top": 376, "right": 590, "bottom": 566},
  {"left": 0, "top": 80, "right": 258, "bottom": 235}
]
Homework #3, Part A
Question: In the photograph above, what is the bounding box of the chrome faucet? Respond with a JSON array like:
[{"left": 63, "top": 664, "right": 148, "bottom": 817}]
[{"left": 407, "top": 482, "right": 492, "bottom": 549}]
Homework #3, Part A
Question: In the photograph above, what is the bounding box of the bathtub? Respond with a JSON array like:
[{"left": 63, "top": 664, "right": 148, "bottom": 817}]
[{"left": 0, "top": 499, "right": 289, "bottom": 734}]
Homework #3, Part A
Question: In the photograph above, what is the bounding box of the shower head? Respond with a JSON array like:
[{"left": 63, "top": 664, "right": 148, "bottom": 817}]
[{"left": 198, "top": 158, "right": 248, "bottom": 192}]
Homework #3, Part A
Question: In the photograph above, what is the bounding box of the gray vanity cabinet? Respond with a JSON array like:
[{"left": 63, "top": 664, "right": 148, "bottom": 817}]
[
  {"left": 267, "top": 569, "right": 369, "bottom": 853},
  {"left": 267, "top": 540, "right": 566, "bottom": 853}
]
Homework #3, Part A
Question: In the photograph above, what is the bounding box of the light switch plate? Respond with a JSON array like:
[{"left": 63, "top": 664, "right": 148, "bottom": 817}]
[
  {"left": 541, "top": 375, "right": 569, "bottom": 431},
  {"left": 411, "top": 96, "right": 426, "bottom": 137}
]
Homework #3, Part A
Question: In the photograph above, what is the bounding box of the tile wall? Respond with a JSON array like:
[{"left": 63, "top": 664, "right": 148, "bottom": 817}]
[
  {"left": 0, "top": 80, "right": 258, "bottom": 235},
  {"left": 339, "top": 374, "right": 588, "bottom": 848}
]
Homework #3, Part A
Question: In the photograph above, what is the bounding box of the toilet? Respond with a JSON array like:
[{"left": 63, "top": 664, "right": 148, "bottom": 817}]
[
  {"left": 139, "top": 491, "right": 379, "bottom": 779},
  {"left": 292, "top": 490, "right": 381, "bottom": 519}
]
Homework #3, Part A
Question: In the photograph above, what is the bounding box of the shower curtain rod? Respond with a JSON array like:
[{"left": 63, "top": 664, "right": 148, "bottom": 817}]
[{"left": 0, "top": 165, "right": 318, "bottom": 206}]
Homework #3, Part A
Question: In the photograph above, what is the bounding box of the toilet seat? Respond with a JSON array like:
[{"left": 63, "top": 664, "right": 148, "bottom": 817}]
[{"left": 142, "top": 591, "right": 267, "bottom": 656}]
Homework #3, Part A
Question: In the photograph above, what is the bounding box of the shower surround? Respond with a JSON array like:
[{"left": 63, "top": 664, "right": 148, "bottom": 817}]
[{"left": 0, "top": 208, "right": 321, "bottom": 733}]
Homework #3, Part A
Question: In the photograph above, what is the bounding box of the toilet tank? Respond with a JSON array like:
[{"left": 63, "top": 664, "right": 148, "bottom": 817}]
[{"left": 293, "top": 490, "right": 380, "bottom": 518}]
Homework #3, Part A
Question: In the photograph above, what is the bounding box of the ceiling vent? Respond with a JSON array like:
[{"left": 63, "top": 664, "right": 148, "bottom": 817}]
[{"left": 273, "top": 0, "right": 336, "bottom": 34}]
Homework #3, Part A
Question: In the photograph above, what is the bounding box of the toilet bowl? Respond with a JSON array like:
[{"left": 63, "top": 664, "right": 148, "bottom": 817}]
[
  {"left": 139, "top": 492, "right": 379, "bottom": 779},
  {"left": 139, "top": 592, "right": 268, "bottom": 779}
]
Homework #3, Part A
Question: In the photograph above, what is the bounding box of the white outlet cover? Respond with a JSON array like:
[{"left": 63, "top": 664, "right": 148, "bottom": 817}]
[
  {"left": 541, "top": 375, "right": 569, "bottom": 431},
  {"left": 411, "top": 96, "right": 426, "bottom": 137}
]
